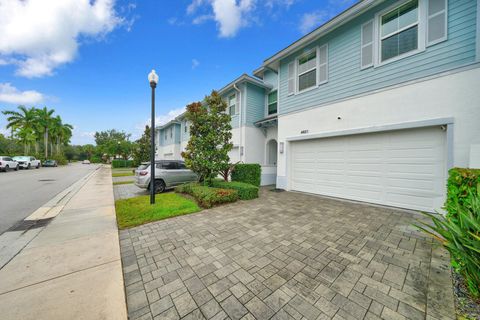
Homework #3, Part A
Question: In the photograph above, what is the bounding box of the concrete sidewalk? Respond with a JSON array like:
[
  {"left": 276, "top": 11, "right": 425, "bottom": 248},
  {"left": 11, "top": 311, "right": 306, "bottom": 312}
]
[{"left": 0, "top": 165, "right": 127, "bottom": 320}]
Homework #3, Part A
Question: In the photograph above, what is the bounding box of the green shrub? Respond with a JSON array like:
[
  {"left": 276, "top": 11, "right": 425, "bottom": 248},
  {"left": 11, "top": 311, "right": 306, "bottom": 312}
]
[
  {"left": 231, "top": 163, "right": 261, "bottom": 187},
  {"left": 90, "top": 155, "right": 102, "bottom": 163},
  {"left": 50, "top": 154, "right": 68, "bottom": 165},
  {"left": 175, "top": 183, "right": 238, "bottom": 208},
  {"left": 417, "top": 167, "right": 480, "bottom": 298},
  {"left": 211, "top": 180, "right": 258, "bottom": 200},
  {"left": 112, "top": 159, "right": 134, "bottom": 168},
  {"left": 417, "top": 193, "right": 480, "bottom": 298},
  {"left": 445, "top": 168, "right": 480, "bottom": 219}
]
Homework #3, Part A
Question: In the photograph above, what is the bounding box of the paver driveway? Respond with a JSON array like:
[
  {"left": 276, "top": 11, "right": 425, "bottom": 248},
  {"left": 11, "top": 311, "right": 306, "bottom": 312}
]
[{"left": 119, "top": 189, "right": 455, "bottom": 320}]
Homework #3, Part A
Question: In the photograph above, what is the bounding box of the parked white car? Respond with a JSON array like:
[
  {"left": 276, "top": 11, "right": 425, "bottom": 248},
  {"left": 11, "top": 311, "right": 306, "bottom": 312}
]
[
  {"left": 0, "top": 156, "right": 19, "bottom": 172},
  {"left": 13, "top": 156, "right": 41, "bottom": 169}
]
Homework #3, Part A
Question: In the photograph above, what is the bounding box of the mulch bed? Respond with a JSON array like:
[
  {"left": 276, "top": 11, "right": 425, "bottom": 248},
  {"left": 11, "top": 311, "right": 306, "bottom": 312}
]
[{"left": 452, "top": 270, "right": 480, "bottom": 319}]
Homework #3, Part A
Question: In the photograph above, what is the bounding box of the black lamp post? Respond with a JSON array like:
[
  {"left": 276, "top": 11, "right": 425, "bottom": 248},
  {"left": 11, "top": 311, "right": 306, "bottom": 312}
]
[{"left": 148, "top": 69, "right": 159, "bottom": 204}]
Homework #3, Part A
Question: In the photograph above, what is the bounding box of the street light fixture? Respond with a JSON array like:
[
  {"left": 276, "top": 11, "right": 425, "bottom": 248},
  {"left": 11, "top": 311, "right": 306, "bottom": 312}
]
[{"left": 148, "top": 69, "right": 158, "bottom": 204}]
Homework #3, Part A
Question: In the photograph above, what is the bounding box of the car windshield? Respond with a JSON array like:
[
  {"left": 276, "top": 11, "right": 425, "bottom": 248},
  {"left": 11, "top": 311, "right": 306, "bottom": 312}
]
[
  {"left": 13, "top": 156, "right": 28, "bottom": 160},
  {"left": 138, "top": 164, "right": 149, "bottom": 170}
]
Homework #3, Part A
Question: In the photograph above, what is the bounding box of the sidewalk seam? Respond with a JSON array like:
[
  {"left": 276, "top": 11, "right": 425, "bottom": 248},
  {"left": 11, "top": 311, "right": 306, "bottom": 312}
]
[{"left": 0, "top": 258, "right": 121, "bottom": 296}]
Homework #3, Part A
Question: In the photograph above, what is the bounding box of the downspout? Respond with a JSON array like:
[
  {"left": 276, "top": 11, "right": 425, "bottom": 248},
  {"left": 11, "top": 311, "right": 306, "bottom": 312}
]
[{"left": 233, "top": 82, "right": 242, "bottom": 162}]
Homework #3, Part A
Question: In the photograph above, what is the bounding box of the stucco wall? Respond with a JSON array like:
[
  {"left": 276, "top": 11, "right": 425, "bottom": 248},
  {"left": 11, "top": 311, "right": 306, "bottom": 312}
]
[{"left": 276, "top": 67, "right": 480, "bottom": 188}]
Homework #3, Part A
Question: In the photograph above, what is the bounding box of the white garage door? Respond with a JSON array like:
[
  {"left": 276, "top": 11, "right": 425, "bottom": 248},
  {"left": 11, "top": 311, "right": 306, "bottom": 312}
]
[{"left": 290, "top": 126, "right": 447, "bottom": 212}]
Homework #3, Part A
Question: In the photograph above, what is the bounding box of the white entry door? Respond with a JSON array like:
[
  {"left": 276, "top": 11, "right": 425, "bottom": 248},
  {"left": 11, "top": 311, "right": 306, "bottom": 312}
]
[{"left": 290, "top": 126, "right": 447, "bottom": 212}]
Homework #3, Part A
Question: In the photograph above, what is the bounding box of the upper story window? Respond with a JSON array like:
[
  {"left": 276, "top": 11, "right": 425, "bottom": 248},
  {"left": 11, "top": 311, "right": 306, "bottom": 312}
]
[
  {"left": 288, "top": 44, "right": 328, "bottom": 96},
  {"left": 297, "top": 50, "right": 317, "bottom": 92},
  {"left": 184, "top": 120, "right": 188, "bottom": 133},
  {"left": 380, "top": 0, "right": 419, "bottom": 62},
  {"left": 170, "top": 127, "right": 173, "bottom": 139},
  {"left": 228, "top": 94, "right": 236, "bottom": 116},
  {"left": 267, "top": 90, "right": 277, "bottom": 115}
]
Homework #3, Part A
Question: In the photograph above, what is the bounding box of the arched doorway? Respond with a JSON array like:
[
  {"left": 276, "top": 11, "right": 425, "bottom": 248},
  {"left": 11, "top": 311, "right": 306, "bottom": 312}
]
[{"left": 266, "top": 139, "right": 278, "bottom": 166}]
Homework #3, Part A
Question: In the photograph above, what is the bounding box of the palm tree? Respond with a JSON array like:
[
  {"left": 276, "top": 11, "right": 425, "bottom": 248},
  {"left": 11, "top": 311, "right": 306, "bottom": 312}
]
[
  {"left": 16, "top": 127, "right": 36, "bottom": 154},
  {"left": 50, "top": 116, "right": 73, "bottom": 155},
  {"left": 2, "top": 106, "right": 38, "bottom": 153},
  {"left": 35, "top": 107, "right": 55, "bottom": 158}
]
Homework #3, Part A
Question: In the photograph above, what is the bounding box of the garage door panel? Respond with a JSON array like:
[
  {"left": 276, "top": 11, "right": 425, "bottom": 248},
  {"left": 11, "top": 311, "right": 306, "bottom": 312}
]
[{"left": 290, "top": 126, "right": 446, "bottom": 212}]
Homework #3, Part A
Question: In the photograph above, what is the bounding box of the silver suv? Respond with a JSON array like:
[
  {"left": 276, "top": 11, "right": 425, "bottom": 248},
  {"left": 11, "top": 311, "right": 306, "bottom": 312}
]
[{"left": 134, "top": 160, "right": 198, "bottom": 193}]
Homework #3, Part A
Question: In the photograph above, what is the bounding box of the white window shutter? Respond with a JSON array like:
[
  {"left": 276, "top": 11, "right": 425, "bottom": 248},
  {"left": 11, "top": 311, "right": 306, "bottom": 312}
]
[
  {"left": 427, "top": 0, "right": 447, "bottom": 46},
  {"left": 235, "top": 93, "right": 240, "bottom": 114},
  {"left": 318, "top": 44, "right": 328, "bottom": 84},
  {"left": 361, "top": 20, "right": 374, "bottom": 69},
  {"left": 287, "top": 62, "right": 295, "bottom": 95}
]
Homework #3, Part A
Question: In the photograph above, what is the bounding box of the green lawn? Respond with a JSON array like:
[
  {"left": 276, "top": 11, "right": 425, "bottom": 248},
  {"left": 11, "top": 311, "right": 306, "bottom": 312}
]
[
  {"left": 115, "top": 193, "right": 201, "bottom": 229},
  {"left": 113, "top": 180, "right": 134, "bottom": 185},
  {"left": 112, "top": 172, "right": 134, "bottom": 177}
]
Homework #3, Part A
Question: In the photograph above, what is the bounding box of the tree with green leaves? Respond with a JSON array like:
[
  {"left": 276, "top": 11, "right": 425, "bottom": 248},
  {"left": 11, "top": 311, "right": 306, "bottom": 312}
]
[
  {"left": 182, "top": 91, "right": 233, "bottom": 185},
  {"left": 94, "top": 129, "right": 132, "bottom": 160},
  {"left": 2, "top": 106, "right": 38, "bottom": 154},
  {"left": 133, "top": 125, "right": 151, "bottom": 166},
  {"left": 35, "top": 106, "right": 55, "bottom": 159}
]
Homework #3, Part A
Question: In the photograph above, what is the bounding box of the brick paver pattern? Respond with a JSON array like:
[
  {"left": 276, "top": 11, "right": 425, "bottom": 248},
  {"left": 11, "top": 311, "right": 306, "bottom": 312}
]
[{"left": 119, "top": 189, "right": 455, "bottom": 320}]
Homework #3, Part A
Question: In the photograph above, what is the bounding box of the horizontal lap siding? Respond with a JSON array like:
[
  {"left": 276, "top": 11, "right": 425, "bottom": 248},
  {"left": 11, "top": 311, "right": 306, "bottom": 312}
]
[
  {"left": 246, "top": 83, "right": 267, "bottom": 125},
  {"left": 264, "top": 70, "right": 278, "bottom": 90},
  {"left": 279, "top": 0, "right": 477, "bottom": 115}
]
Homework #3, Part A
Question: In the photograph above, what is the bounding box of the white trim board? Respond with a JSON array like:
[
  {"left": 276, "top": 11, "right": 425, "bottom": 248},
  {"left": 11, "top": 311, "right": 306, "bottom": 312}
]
[{"left": 285, "top": 117, "right": 454, "bottom": 141}]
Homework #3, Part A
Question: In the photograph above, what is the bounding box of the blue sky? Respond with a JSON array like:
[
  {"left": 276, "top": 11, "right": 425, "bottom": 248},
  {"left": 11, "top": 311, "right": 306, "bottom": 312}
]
[{"left": 0, "top": 0, "right": 356, "bottom": 145}]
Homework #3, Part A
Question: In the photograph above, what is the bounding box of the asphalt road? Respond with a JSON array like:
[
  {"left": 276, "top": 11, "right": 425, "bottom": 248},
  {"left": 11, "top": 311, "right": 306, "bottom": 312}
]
[{"left": 0, "top": 163, "right": 99, "bottom": 235}]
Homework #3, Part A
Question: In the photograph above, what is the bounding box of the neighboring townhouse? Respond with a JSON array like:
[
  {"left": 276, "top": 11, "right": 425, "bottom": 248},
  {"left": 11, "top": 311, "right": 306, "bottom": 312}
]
[
  {"left": 157, "top": 0, "right": 480, "bottom": 212},
  {"left": 156, "top": 120, "right": 181, "bottom": 160}
]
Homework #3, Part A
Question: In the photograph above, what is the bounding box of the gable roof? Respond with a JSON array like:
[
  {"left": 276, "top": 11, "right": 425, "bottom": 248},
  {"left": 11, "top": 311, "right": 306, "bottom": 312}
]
[
  {"left": 254, "top": 0, "right": 381, "bottom": 75},
  {"left": 218, "top": 73, "right": 272, "bottom": 95}
]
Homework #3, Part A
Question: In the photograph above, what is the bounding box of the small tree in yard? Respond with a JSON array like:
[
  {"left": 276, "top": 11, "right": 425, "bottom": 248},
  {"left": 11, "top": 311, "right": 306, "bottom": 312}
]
[{"left": 182, "top": 91, "right": 233, "bottom": 185}]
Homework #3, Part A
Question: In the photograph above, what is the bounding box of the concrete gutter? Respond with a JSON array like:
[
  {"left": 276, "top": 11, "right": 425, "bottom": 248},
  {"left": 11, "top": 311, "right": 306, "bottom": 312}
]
[{"left": 0, "top": 165, "right": 127, "bottom": 319}]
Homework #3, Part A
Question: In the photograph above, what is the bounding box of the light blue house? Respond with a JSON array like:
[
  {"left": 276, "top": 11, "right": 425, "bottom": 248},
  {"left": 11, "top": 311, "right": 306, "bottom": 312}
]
[{"left": 157, "top": 0, "right": 480, "bottom": 212}]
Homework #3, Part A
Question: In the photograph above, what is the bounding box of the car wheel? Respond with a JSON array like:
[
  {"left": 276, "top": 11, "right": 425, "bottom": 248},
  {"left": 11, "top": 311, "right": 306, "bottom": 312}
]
[
  {"left": 153, "top": 180, "right": 166, "bottom": 194},
  {"left": 15, "top": 165, "right": 19, "bottom": 171},
  {"left": 27, "top": 163, "right": 31, "bottom": 170},
  {"left": 5, "top": 165, "right": 9, "bottom": 172},
  {"left": 36, "top": 163, "right": 40, "bottom": 169}
]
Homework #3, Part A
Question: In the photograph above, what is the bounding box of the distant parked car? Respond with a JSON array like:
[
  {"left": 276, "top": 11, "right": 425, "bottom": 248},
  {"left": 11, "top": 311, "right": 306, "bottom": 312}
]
[
  {"left": 0, "top": 156, "right": 19, "bottom": 172},
  {"left": 135, "top": 160, "right": 198, "bottom": 193},
  {"left": 82, "top": 159, "right": 91, "bottom": 164},
  {"left": 13, "top": 156, "right": 41, "bottom": 169},
  {"left": 43, "top": 159, "right": 58, "bottom": 167}
]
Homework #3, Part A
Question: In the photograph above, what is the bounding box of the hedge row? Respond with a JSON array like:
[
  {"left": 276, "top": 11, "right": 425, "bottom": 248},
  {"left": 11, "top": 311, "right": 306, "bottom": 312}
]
[
  {"left": 112, "top": 159, "right": 134, "bottom": 168},
  {"left": 231, "top": 163, "right": 261, "bottom": 187},
  {"left": 175, "top": 183, "right": 238, "bottom": 208},
  {"left": 211, "top": 180, "right": 259, "bottom": 200}
]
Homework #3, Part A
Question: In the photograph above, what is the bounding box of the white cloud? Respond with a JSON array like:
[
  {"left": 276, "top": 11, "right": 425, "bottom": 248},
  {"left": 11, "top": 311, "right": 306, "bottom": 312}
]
[
  {"left": 192, "top": 14, "right": 214, "bottom": 25},
  {"left": 211, "top": 0, "right": 255, "bottom": 37},
  {"left": 186, "top": 0, "right": 257, "bottom": 38},
  {"left": 0, "top": 83, "right": 44, "bottom": 105},
  {"left": 0, "top": 0, "right": 131, "bottom": 78},
  {"left": 192, "top": 59, "right": 200, "bottom": 69},
  {"left": 154, "top": 108, "right": 185, "bottom": 127},
  {"left": 187, "top": 0, "right": 206, "bottom": 15},
  {"left": 299, "top": 10, "right": 329, "bottom": 34}
]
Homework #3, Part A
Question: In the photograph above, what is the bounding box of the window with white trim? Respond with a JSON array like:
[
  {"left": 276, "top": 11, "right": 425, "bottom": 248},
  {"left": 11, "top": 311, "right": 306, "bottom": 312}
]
[
  {"left": 184, "top": 120, "right": 188, "bottom": 133},
  {"left": 170, "top": 127, "right": 173, "bottom": 139},
  {"left": 380, "top": 0, "right": 419, "bottom": 62},
  {"left": 228, "top": 94, "right": 236, "bottom": 116},
  {"left": 297, "top": 49, "right": 317, "bottom": 92},
  {"left": 267, "top": 90, "right": 277, "bottom": 115}
]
